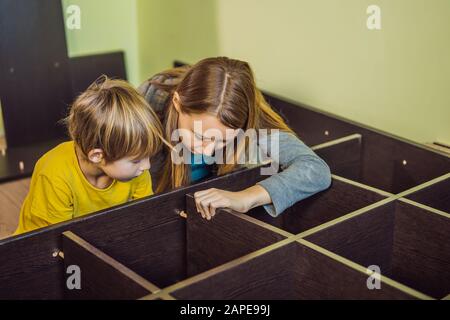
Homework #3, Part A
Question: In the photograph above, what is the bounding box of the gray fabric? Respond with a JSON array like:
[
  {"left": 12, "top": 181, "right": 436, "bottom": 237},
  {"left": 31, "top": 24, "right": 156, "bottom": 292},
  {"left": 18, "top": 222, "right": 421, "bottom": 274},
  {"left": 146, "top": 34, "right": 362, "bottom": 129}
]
[{"left": 256, "top": 131, "right": 331, "bottom": 217}]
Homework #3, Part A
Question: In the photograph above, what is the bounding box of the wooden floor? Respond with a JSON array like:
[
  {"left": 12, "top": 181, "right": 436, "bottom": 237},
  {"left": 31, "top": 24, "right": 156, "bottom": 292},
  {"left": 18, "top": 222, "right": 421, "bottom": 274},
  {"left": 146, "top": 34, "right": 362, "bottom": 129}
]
[
  {"left": 0, "top": 136, "right": 28, "bottom": 239},
  {"left": 0, "top": 178, "right": 30, "bottom": 239}
]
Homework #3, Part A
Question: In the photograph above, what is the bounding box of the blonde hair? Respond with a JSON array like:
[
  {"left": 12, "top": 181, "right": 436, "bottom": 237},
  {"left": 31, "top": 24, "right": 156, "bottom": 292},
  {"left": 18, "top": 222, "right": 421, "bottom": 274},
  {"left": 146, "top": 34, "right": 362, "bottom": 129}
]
[
  {"left": 150, "top": 57, "right": 293, "bottom": 192},
  {"left": 66, "top": 76, "right": 164, "bottom": 162}
]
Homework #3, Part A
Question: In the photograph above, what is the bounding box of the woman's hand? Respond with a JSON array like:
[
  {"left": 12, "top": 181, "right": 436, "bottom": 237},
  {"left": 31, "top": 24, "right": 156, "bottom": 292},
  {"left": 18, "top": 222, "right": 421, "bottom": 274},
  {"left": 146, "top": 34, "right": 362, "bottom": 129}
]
[{"left": 193, "top": 185, "right": 272, "bottom": 220}]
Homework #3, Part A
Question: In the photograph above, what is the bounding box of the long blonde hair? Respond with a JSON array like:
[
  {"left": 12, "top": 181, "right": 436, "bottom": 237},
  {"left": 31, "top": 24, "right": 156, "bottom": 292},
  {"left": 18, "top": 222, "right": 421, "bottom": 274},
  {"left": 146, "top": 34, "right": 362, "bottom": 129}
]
[{"left": 153, "top": 57, "right": 293, "bottom": 192}]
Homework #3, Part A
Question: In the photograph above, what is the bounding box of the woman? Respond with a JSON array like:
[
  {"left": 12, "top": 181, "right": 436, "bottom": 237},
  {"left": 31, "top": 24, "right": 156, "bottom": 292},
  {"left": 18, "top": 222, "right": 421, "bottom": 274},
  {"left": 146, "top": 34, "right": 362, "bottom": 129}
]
[{"left": 139, "top": 57, "right": 331, "bottom": 220}]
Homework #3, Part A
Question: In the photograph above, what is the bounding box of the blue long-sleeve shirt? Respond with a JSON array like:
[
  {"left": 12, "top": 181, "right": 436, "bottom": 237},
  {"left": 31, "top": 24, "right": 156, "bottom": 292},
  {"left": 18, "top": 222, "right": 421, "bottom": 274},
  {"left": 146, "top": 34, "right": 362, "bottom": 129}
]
[{"left": 256, "top": 131, "right": 331, "bottom": 216}]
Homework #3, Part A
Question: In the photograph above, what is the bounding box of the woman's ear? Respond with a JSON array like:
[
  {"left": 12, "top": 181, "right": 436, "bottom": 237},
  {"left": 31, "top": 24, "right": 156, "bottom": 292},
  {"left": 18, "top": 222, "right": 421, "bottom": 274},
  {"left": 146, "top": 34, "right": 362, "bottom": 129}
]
[
  {"left": 172, "top": 91, "right": 182, "bottom": 113},
  {"left": 87, "top": 149, "right": 105, "bottom": 164}
]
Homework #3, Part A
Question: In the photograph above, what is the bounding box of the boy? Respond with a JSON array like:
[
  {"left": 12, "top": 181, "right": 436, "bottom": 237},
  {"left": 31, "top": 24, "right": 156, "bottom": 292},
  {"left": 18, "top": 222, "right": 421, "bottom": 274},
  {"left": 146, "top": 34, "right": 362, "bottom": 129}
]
[{"left": 14, "top": 76, "right": 163, "bottom": 234}]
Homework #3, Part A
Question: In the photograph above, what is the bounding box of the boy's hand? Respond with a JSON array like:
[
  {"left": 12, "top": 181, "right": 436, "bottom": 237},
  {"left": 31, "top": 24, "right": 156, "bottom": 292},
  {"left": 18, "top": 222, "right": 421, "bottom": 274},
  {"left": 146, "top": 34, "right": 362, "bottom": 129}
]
[{"left": 193, "top": 185, "right": 271, "bottom": 220}]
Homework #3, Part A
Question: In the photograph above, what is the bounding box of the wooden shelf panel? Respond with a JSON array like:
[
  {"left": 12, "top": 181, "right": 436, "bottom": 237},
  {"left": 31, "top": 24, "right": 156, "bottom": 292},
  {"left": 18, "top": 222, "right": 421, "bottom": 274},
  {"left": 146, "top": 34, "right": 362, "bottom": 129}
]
[
  {"left": 0, "top": 165, "right": 266, "bottom": 298},
  {"left": 405, "top": 176, "right": 450, "bottom": 214},
  {"left": 62, "top": 231, "right": 158, "bottom": 300},
  {"left": 314, "top": 133, "right": 450, "bottom": 194},
  {"left": 186, "top": 194, "right": 288, "bottom": 277},
  {"left": 0, "top": 138, "right": 64, "bottom": 183},
  {"left": 305, "top": 200, "right": 450, "bottom": 299},
  {"left": 245, "top": 175, "right": 387, "bottom": 235},
  {"left": 167, "top": 240, "right": 421, "bottom": 300}
]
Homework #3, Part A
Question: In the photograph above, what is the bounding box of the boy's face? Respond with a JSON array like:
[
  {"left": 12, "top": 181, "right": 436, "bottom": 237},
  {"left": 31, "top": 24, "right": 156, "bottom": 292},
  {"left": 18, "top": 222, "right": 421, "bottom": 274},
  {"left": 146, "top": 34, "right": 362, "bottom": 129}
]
[{"left": 101, "top": 156, "right": 151, "bottom": 182}]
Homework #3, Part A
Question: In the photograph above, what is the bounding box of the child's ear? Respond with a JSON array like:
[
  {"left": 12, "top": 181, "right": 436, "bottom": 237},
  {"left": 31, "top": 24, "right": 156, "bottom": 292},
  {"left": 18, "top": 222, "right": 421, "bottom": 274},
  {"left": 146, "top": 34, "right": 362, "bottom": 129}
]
[
  {"left": 87, "top": 149, "right": 105, "bottom": 164},
  {"left": 172, "top": 92, "right": 182, "bottom": 113}
]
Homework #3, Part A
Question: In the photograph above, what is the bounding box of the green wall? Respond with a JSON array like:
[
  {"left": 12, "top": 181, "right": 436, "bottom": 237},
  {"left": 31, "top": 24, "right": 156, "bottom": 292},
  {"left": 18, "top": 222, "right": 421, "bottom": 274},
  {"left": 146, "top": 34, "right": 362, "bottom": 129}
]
[
  {"left": 62, "top": 0, "right": 140, "bottom": 85},
  {"left": 136, "top": 0, "right": 219, "bottom": 83},
  {"left": 216, "top": 0, "right": 450, "bottom": 145},
  {"left": 63, "top": 0, "right": 219, "bottom": 85},
  {"left": 1, "top": 0, "right": 448, "bottom": 146}
]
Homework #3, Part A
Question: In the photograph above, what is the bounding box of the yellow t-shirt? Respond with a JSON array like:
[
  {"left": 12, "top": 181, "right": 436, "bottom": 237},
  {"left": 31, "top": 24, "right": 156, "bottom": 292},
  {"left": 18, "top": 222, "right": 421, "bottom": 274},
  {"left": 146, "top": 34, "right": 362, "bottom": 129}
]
[{"left": 14, "top": 141, "right": 153, "bottom": 235}]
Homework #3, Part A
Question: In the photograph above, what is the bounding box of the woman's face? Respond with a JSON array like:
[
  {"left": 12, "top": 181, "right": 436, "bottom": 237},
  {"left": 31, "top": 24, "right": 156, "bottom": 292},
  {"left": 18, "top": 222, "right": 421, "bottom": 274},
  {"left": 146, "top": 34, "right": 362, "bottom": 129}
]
[
  {"left": 177, "top": 111, "right": 238, "bottom": 156},
  {"left": 172, "top": 91, "right": 239, "bottom": 156}
]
